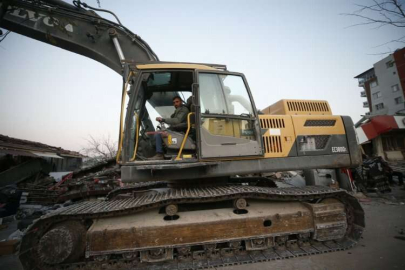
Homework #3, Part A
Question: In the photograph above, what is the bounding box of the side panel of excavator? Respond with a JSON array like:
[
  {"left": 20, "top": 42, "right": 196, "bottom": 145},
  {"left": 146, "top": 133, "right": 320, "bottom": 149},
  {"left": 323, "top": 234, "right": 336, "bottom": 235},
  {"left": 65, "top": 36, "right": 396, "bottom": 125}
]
[
  {"left": 259, "top": 99, "right": 360, "bottom": 161},
  {"left": 121, "top": 99, "right": 361, "bottom": 182},
  {"left": 259, "top": 114, "right": 347, "bottom": 158}
]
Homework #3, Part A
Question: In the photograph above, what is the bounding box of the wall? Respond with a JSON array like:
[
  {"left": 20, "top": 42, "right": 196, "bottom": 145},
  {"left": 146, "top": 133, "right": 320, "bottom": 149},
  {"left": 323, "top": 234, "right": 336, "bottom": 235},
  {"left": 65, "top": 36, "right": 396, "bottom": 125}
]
[
  {"left": 370, "top": 53, "right": 405, "bottom": 115},
  {"left": 372, "top": 136, "right": 384, "bottom": 157},
  {"left": 393, "top": 48, "right": 405, "bottom": 105}
]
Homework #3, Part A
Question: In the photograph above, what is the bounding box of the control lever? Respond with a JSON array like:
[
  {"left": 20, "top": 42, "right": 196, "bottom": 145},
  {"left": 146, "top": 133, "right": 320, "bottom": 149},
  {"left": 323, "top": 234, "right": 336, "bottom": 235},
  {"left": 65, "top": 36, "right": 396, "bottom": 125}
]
[{"left": 157, "top": 122, "right": 167, "bottom": 131}]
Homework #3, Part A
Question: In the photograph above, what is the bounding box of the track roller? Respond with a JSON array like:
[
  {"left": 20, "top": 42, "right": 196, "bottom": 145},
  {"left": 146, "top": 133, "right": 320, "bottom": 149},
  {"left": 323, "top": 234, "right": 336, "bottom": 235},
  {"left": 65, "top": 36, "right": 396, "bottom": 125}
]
[
  {"left": 165, "top": 204, "right": 179, "bottom": 216},
  {"left": 233, "top": 198, "right": 247, "bottom": 210}
]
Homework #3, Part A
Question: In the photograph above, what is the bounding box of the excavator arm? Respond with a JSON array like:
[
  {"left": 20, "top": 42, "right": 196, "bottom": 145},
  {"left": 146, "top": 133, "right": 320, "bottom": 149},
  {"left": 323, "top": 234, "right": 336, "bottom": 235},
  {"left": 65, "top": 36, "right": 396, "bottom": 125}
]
[{"left": 0, "top": 0, "right": 159, "bottom": 75}]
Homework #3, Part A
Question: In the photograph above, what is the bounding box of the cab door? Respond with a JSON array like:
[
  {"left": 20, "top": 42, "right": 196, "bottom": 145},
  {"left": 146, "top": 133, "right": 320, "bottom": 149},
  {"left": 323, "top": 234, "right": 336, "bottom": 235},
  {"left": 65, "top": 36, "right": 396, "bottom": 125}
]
[{"left": 195, "top": 70, "right": 263, "bottom": 159}]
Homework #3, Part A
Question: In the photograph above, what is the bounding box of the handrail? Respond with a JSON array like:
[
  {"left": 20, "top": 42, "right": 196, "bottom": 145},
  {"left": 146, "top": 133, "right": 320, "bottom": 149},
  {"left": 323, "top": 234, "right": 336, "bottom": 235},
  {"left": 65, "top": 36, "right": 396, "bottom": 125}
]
[
  {"left": 129, "top": 113, "right": 140, "bottom": 161},
  {"left": 175, "top": 112, "right": 195, "bottom": 161},
  {"left": 116, "top": 71, "right": 133, "bottom": 163}
]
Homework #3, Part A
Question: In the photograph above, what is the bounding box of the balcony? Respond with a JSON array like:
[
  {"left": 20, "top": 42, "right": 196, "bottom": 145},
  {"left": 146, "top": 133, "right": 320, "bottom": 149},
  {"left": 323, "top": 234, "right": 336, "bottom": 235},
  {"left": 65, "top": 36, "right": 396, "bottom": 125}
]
[
  {"left": 363, "top": 101, "right": 369, "bottom": 108},
  {"left": 360, "top": 91, "right": 366, "bottom": 97},
  {"left": 357, "top": 74, "right": 376, "bottom": 87}
]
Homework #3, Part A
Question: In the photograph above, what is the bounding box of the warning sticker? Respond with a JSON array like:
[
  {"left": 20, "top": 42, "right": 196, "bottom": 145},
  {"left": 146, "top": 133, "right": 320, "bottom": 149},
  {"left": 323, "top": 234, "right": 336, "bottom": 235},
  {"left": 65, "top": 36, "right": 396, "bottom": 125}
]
[{"left": 269, "top": 129, "right": 281, "bottom": 135}]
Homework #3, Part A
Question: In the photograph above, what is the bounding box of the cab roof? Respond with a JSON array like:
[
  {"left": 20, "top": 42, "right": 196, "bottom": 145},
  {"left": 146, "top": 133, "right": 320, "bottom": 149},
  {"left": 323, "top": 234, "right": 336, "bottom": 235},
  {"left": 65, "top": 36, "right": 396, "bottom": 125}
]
[{"left": 136, "top": 62, "right": 226, "bottom": 71}]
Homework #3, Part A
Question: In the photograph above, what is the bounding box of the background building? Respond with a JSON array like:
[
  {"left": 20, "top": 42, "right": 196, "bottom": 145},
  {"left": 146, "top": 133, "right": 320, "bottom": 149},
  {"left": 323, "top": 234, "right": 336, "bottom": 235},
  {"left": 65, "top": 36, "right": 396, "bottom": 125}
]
[
  {"left": 355, "top": 47, "right": 405, "bottom": 116},
  {"left": 0, "top": 134, "right": 84, "bottom": 174},
  {"left": 355, "top": 48, "right": 405, "bottom": 161}
]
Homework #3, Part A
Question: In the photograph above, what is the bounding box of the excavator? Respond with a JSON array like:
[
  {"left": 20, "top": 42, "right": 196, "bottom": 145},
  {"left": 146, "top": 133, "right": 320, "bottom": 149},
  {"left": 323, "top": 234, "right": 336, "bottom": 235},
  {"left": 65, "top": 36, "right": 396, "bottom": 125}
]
[{"left": 0, "top": 1, "right": 365, "bottom": 269}]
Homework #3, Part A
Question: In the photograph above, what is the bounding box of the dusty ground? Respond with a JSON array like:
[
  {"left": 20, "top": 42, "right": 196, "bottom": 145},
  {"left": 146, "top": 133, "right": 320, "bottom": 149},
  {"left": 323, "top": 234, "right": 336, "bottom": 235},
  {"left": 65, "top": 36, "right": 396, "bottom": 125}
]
[{"left": 1, "top": 187, "right": 404, "bottom": 270}]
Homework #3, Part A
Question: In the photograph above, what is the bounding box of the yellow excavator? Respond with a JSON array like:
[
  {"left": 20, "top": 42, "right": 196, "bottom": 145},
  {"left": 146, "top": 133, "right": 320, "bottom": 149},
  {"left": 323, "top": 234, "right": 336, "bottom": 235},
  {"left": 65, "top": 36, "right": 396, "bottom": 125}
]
[{"left": 0, "top": 1, "right": 364, "bottom": 269}]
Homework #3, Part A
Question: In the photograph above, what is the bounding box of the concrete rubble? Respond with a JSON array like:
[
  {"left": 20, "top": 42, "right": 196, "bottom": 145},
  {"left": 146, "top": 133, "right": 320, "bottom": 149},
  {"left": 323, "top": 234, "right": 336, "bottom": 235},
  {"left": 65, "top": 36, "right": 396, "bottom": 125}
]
[{"left": 0, "top": 158, "right": 123, "bottom": 256}]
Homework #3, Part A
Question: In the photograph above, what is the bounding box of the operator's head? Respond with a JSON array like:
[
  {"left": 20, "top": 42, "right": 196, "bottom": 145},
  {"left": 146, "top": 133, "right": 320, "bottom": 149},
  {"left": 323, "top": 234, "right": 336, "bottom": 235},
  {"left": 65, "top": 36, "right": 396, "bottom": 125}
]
[{"left": 172, "top": 96, "right": 183, "bottom": 109}]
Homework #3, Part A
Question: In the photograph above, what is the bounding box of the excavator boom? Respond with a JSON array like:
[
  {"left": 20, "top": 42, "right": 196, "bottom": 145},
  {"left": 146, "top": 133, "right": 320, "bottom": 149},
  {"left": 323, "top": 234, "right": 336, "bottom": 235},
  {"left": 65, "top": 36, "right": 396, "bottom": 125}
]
[{"left": 0, "top": 0, "right": 158, "bottom": 74}]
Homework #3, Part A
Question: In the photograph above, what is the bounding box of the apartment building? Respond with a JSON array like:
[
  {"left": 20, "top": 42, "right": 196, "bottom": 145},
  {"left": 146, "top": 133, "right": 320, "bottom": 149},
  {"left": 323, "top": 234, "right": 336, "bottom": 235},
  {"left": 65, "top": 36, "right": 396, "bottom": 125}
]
[
  {"left": 355, "top": 48, "right": 405, "bottom": 115},
  {"left": 355, "top": 48, "right": 405, "bottom": 160}
]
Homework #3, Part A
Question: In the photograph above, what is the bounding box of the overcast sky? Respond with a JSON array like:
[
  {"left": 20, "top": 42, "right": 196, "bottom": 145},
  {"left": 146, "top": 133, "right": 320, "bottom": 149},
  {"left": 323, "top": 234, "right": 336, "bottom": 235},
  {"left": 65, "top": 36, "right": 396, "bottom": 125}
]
[{"left": 0, "top": 0, "right": 403, "bottom": 152}]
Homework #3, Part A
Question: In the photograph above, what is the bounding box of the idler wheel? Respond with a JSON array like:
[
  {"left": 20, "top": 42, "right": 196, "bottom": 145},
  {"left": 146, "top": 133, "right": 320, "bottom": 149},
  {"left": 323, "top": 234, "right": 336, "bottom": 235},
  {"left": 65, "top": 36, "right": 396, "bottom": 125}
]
[
  {"left": 233, "top": 198, "right": 247, "bottom": 210},
  {"left": 165, "top": 204, "right": 178, "bottom": 216},
  {"left": 37, "top": 221, "right": 86, "bottom": 265}
]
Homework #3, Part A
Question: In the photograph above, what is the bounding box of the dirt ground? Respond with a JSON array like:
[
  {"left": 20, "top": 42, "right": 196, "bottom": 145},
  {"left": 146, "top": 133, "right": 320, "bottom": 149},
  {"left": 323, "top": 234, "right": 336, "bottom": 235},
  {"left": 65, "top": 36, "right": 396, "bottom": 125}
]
[{"left": 1, "top": 187, "right": 404, "bottom": 270}]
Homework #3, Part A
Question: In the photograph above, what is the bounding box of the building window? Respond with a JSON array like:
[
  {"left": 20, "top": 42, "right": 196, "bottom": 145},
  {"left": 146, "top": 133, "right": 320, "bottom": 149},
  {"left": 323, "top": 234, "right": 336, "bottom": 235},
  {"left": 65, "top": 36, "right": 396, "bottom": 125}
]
[
  {"left": 370, "top": 80, "right": 378, "bottom": 88},
  {"left": 395, "top": 96, "right": 403, "bottom": 105},
  {"left": 375, "top": 103, "right": 384, "bottom": 110},
  {"left": 372, "top": 91, "right": 382, "bottom": 99},
  {"left": 392, "top": 84, "right": 400, "bottom": 92},
  {"left": 386, "top": 61, "right": 394, "bottom": 68}
]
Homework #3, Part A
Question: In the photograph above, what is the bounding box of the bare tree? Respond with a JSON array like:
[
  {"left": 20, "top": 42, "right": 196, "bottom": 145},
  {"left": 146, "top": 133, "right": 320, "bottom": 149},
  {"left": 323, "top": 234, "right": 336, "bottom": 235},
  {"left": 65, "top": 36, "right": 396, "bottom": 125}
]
[
  {"left": 81, "top": 134, "right": 118, "bottom": 162},
  {"left": 343, "top": 0, "right": 405, "bottom": 53}
]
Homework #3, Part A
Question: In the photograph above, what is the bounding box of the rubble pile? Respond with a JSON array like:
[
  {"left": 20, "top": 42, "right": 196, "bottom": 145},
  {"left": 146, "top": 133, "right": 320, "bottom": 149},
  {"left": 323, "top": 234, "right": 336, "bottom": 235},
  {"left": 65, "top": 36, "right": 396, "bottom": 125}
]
[
  {"left": 2, "top": 158, "right": 120, "bottom": 206},
  {"left": 353, "top": 157, "right": 392, "bottom": 193},
  {"left": 262, "top": 171, "right": 306, "bottom": 187},
  {"left": 351, "top": 157, "right": 405, "bottom": 194},
  {"left": 0, "top": 158, "right": 124, "bottom": 256},
  {"left": 0, "top": 158, "right": 121, "bottom": 219}
]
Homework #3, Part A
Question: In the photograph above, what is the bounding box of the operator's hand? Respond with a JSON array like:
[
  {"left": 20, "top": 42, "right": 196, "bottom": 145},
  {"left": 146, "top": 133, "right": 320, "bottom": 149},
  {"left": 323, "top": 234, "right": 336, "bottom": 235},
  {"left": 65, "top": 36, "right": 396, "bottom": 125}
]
[{"left": 156, "top": 117, "right": 163, "bottom": 122}]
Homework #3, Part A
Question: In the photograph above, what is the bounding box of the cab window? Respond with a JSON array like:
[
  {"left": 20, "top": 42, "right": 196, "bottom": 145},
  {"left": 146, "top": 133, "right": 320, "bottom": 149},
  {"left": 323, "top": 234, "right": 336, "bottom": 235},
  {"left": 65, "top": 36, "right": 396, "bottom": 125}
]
[{"left": 199, "top": 73, "right": 254, "bottom": 116}]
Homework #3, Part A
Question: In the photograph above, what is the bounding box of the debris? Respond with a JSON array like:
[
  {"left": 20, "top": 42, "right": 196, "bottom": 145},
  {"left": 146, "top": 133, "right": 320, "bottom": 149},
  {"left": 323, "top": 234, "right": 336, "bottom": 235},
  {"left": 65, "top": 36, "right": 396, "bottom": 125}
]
[
  {"left": 0, "top": 186, "right": 22, "bottom": 217},
  {"left": 284, "top": 174, "right": 306, "bottom": 187},
  {"left": 352, "top": 157, "right": 392, "bottom": 193},
  {"left": 17, "top": 219, "right": 34, "bottom": 231},
  {"left": 287, "top": 171, "right": 298, "bottom": 176},
  {"left": 353, "top": 192, "right": 371, "bottom": 199},
  {"left": 0, "top": 239, "right": 19, "bottom": 255},
  {"left": 7, "top": 229, "right": 23, "bottom": 241},
  {"left": 14, "top": 159, "right": 120, "bottom": 205},
  {"left": 383, "top": 201, "right": 399, "bottom": 205}
]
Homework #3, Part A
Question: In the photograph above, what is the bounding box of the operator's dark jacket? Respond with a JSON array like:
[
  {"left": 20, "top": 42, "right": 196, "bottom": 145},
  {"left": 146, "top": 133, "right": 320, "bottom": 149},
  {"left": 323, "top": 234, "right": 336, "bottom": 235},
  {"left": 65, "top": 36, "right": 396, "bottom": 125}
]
[{"left": 164, "top": 105, "right": 189, "bottom": 126}]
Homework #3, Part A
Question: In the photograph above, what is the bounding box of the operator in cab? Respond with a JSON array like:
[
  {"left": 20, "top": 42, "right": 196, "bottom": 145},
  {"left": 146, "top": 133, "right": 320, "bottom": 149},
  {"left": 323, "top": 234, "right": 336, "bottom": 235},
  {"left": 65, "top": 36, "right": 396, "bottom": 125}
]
[{"left": 149, "top": 96, "right": 189, "bottom": 160}]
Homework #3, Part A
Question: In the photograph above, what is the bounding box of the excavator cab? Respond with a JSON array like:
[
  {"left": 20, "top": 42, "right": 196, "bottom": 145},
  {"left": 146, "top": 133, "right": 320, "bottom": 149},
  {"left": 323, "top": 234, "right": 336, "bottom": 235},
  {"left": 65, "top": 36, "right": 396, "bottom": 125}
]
[
  {"left": 117, "top": 63, "right": 361, "bottom": 183},
  {"left": 119, "top": 63, "right": 263, "bottom": 164}
]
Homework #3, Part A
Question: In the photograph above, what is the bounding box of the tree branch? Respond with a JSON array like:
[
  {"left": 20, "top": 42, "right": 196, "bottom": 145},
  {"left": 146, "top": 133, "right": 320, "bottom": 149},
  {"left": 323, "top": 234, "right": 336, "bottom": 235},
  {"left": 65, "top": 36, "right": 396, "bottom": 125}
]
[
  {"left": 343, "top": 0, "right": 405, "bottom": 27},
  {"left": 342, "top": 0, "right": 405, "bottom": 53},
  {"left": 81, "top": 134, "right": 118, "bottom": 162}
]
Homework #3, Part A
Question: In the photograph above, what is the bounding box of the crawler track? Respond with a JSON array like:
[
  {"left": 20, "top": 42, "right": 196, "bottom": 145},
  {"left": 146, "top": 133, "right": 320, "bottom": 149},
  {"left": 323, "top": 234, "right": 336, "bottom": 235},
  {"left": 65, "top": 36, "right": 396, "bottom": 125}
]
[{"left": 19, "top": 184, "right": 365, "bottom": 270}]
